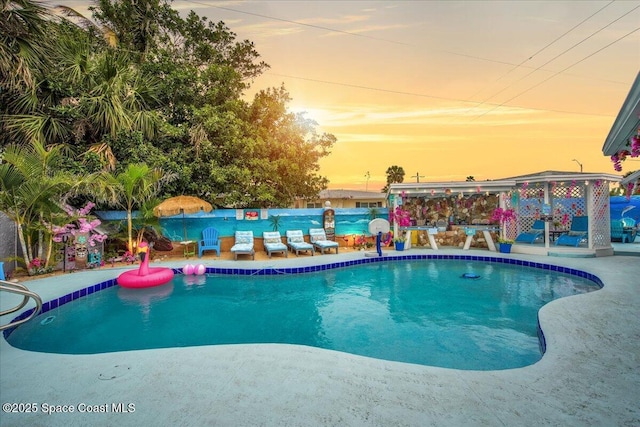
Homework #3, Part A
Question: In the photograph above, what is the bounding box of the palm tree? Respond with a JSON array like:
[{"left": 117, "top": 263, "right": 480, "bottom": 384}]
[
  {"left": 3, "top": 9, "right": 161, "bottom": 169},
  {"left": 387, "top": 165, "right": 405, "bottom": 183},
  {"left": 0, "top": 140, "right": 79, "bottom": 269},
  {"left": 382, "top": 165, "right": 405, "bottom": 192},
  {"left": 92, "top": 163, "right": 173, "bottom": 252},
  {"left": 0, "top": 0, "right": 51, "bottom": 91}
]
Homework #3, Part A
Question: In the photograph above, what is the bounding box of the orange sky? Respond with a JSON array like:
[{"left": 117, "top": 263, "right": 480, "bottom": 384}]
[{"left": 66, "top": 0, "right": 640, "bottom": 190}]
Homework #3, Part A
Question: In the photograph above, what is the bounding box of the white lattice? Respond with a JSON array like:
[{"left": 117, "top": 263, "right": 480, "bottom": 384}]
[
  {"left": 590, "top": 180, "right": 611, "bottom": 248},
  {"left": 551, "top": 183, "right": 585, "bottom": 230},
  {"left": 516, "top": 184, "right": 545, "bottom": 232}
]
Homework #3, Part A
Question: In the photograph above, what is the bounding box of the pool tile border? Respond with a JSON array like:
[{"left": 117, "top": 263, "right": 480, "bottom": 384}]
[{"left": 4, "top": 255, "right": 603, "bottom": 346}]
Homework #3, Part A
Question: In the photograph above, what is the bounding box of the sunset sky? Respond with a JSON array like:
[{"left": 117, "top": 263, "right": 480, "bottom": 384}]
[{"left": 64, "top": 0, "right": 640, "bottom": 190}]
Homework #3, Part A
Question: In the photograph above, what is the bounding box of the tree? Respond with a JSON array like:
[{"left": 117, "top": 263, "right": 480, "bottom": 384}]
[
  {"left": 0, "top": 0, "right": 57, "bottom": 148},
  {"left": 90, "top": 0, "right": 167, "bottom": 62},
  {"left": 0, "top": 0, "right": 51, "bottom": 91},
  {"left": 382, "top": 165, "right": 405, "bottom": 192},
  {"left": 91, "top": 163, "right": 173, "bottom": 252},
  {"left": 466, "top": 176, "right": 475, "bottom": 182},
  {"left": 3, "top": 0, "right": 336, "bottom": 211},
  {"left": 0, "top": 140, "right": 79, "bottom": 270}
]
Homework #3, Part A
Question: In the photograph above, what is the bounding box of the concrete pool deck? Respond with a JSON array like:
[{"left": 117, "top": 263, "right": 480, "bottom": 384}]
[{"left": 1, "top": 249, "right": 639, "bottom": 426}]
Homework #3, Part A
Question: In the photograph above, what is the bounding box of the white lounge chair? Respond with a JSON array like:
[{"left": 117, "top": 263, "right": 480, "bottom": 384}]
[
  {"left": 230, "top": 231, "right": 255, "bottom": 260},
  {"left": 285, "top": 230, "right": 314, "bottom": 257},
  {"left": 263, "top": 231, "right": 287, "bottom": 258},
  {"left": 308, "top": 228, "right": 339, "bottom": 255}
]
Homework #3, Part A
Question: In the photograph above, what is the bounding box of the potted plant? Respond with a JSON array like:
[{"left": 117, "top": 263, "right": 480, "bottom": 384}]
[
  {"left": 491, "top": 207, "right": 516, "bottom": 253},
  {"left": 393, "top": 235, "right": 406, "bottom": 251},
  {"left": 497, "top": 237, "right": 515, "bottom": 253}
]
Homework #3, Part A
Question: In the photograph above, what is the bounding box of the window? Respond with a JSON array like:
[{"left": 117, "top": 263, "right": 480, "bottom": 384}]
[
  {"left": 307, "top": 202, "right": 322, "bottom": 208},
  {"left": 356, "top": 202, "right": 382, "bottom": 208}
]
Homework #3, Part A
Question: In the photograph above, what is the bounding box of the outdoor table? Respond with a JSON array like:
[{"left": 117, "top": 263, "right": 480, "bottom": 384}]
[{"left": 181, "top": 241, "right": 196, "bottom": 258}]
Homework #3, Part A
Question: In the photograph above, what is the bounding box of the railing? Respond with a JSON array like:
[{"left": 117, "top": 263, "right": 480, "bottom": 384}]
[{"left": 0, "top": 280, "right": 42, "bottom": 331}]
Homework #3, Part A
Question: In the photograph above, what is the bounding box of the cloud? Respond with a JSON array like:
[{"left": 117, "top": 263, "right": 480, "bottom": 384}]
[
  {"left": 298, "top": 15, "right": 370, "bottom": 25},
  {"left": 234, "top": 21, "right": 306, "bottom": 39},
  {"left": 322, "top": 23, "right": 411, "bottom": 37},
  {"left": 292, "top": 104, "right": 548, "bottom": 130}
]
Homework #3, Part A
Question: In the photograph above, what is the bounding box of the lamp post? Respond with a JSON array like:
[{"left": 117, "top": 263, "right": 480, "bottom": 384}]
[
  {"left": 365, "top": 171, "right": 370, "bottom": 191},
  {"left": 572, "top": 159, "right": 583, "bottom": 173},
  {"left": 62, "top": 235, "right": 69, "bottom": 273}
]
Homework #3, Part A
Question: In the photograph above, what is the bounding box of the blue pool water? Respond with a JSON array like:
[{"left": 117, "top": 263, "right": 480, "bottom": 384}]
[{"left": 6, "top": 259, "right": 600, "bottom": 370}]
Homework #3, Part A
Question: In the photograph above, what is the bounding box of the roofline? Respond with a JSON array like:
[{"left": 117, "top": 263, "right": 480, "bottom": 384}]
[
  {"left": 602, "top": 71, "right": 640, "bottom": 156},
  {"left": 386, "top": 173, "right": 622, "bottom": 198},
  {"left": 388, "top": 180, "right": 517, "bottom": 195},
  {"left": 621, "top": 170, "right": 640, "bottom": 185},
  {"left": 507, "top": 173, "right": 621, "bottom": 184}
]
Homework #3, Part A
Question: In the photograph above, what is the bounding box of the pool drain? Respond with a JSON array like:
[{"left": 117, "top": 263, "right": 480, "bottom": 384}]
[{"left": 98, "top": 364, "right": 131, "bottom": 380}]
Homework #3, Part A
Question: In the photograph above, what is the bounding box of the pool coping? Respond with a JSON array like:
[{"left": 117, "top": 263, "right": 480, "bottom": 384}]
[{"left": 1, "top": 249, "right": 639, "bottom": 426}]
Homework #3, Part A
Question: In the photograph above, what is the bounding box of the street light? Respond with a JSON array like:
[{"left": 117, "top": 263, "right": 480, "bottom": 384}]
[{"left": 572, "top": 159, "right": 583, "bottom": 173}]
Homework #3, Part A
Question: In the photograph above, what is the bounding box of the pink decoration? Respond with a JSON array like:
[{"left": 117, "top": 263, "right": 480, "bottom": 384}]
[
  {"left": 117, "top": 251, "right": 174, "bottom": 288},
  {"left": 391, "top": 207, "right": 411, "bottom": 227},
  {"left": 183, "top": 264, "right": 194, "bottom": 275},
  {"left": 194, "top": 264, "right": 206, "bottom": 275}
]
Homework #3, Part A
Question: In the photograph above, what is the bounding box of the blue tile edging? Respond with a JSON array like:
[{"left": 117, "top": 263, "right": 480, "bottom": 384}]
[{"left": 4, "top": 255, "right": 604, "bottom": 353}]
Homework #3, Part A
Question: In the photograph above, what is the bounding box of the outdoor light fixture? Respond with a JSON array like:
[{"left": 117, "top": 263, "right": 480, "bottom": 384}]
[{"left": 572, "top": 159, "right": 583, "bottom": 172}]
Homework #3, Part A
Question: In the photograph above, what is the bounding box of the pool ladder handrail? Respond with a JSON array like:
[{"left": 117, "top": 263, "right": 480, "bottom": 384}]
[{"left": 0, "top": 279, "right": 42, "bottom": 331}]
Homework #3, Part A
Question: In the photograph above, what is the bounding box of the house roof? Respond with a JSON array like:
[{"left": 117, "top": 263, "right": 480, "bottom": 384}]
[
  {"left": 318, "top": 189, "right": 386, "bottom": 200},
  {"left": 387, "top": 180, "right": 516, "bottom": 196},
  {"left": 602, "top": 71, "right": 640, "bottom": 156},
  {"left": 621, "top": 170, "right": 640, "bottom": 186},
  {"left": 496, "top": 170, "right": 621, "bottom": 184},
  {"left": 386, "top": 170, "right": 621, "bottom": 198}
]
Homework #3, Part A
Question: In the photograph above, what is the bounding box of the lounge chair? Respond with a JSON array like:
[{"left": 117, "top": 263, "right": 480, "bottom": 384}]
[
  {"left": 230, "top": 231, "right": 255, "bottom": 260},
  {"left": 555, "top": 216, "right": 588, "bottom": 247},
  {"left": 285, "top": 230, "right": 314, "bottom": 257},
  {"left": 262, "top": 231, "right": 288, "bottom": 258},
  {"left": 514, "top": 220, "right": 545, "bottom": 244},
  {"left": 309, "top": 228, "right": 339, "bottom": 254},
  {"left": 198, "top": 227, "right": 221, "bottom": 258}
]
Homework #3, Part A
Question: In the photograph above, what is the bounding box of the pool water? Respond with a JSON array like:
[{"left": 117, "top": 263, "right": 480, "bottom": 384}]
[{"left": 6, "top": 260, "right": 599, "bottom": 370}]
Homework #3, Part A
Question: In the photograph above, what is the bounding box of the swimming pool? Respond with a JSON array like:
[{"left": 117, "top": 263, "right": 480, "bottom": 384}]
[{"left": 5, "top": 256, "right": 601, "bottom": 370}]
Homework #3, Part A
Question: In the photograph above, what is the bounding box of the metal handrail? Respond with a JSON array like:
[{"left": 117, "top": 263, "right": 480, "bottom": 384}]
[{"left": 0, "top": 280, "right": 43, "bottom": 331}]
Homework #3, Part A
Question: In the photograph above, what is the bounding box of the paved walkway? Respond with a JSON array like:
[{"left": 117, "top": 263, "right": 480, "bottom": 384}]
[{"left": 1, "top": 249, "right": 639, "bottom": 426}]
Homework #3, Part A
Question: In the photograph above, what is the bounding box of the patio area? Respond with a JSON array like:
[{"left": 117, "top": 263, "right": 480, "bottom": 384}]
[{"left": 1, "top": 248, "right": 639, "bottom": 426}]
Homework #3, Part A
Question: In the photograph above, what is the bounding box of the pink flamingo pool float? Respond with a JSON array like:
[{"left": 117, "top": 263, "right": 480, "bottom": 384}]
[{"left": 117, "top": 242, "right": 174, "bottom": 288}]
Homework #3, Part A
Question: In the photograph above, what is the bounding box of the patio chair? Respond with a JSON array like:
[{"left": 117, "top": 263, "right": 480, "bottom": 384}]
[
  {"left": 610, "top": 220, "right": 630, "bottom": 243},
  {"left": 230, "top": 231, "right": 255, "bottom": 260},
  {"left": 263, "top": 231, "right": 288, "bottom": 258},
  {"left": 555, "top": 216, "right": 588, "bottom": 247},
  {"left": 285, "top": 230, "right": 314, "bottom": 257},
  {"left": 612, "top": 218, "right": 637, "bottom": 243},
  {"left": 308, "top": 228, "right": 339, "bottom": 255},
  {"left": 198, "top": 227, "right": 221, "bottom": 258},
  {"left": 622, "top": 217, "right": 637, "bottom": 243},
  {"left": 514, "top": 220, "right": 545, "bottom": 244}
]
